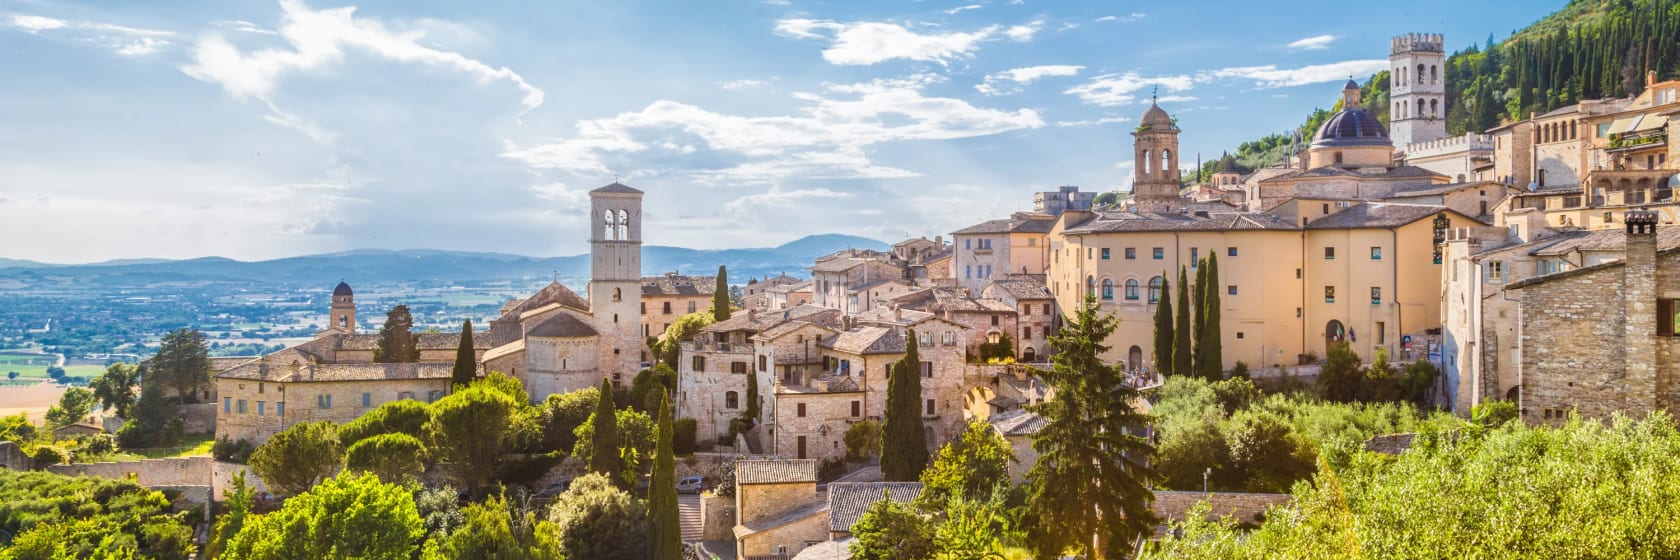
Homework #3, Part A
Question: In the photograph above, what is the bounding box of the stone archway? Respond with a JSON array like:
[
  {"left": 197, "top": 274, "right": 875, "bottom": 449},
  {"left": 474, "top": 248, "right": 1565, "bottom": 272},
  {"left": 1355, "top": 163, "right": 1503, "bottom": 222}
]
[
  {"left": 1127, "top": 345, "right": 1143, "bottom": 372},
  {"left": 1023, "top": 347, "right": 1037, "bottom": 362},
  {"left": 1326, "top": 320, "right": 1347, "bottom": 348}
]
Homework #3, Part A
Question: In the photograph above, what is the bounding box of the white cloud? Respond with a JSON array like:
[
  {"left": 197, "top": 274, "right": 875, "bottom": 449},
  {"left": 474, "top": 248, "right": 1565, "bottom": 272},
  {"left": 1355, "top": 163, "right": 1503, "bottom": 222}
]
[
  {"left": 181, "top": 0, "right": 544, "bottom": 141},
  {"left": 1154, "top": 95, "right": 1198, "bottom": 104},
  {"left": 773, "top": 18, "right": 998, "bottom": 66},
  {"left": 1005, "top": 19, "right": 1043, "bottom": 42},
  {"left": 1287, "top": 34, "right": 1336, "bottom": 50},
  {"left": 214, "top": 20, "right": 279, "bottom": 35},
  {"left": 504, "top": 76, "right": 1043, "bottom": 183},
  {"left": 1053, "top": 116, "right": 1131, "bottom": 127},
  {"left": 721, "top": 79, "right": 769, "bottom": 91},
  {"left": 6, "top": 13, "right": 176, "bottom": 56},
  {"left": 976, "top": 64, "right": 1082, "bottom": 95},
  {"left": 1064, "top": 72, "right": 1195, "bottom": 106},
  {"left": 1202, "top": 59, "right": 1387, "bottom": 88},
  {"left": 725, "top": 187, "right": 853, "bottom": 213},
  {"left": 1093, "top": 13, "right": 1146, "bottom": 23},
  {"left": 944, "top": 4, "right": 982, "bottom": 15}
]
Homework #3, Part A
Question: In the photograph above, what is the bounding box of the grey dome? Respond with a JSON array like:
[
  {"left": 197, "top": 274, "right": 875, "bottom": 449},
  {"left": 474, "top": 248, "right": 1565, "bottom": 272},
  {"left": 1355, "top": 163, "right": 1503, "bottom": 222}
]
[
  {"left": 1310, "top": 108, "right": 1390, "bottom": 148},
  {"left": 333, "top": 281, "right": 353, "bottom": 297}
]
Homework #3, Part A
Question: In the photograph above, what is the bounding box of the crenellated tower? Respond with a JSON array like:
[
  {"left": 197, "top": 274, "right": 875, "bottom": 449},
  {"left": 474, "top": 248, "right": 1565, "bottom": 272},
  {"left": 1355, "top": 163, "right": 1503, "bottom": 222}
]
[{"left": 1390, "top": 32, "right": 1448, "bottom": 148}]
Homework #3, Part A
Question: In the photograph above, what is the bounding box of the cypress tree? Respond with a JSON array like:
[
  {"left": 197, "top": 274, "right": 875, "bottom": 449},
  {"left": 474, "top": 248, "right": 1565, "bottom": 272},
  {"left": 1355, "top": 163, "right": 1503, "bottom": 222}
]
[
  {"left": 450, "top": 319, "right": 475, "bottom": 389},
  {"left": 1152, "top": 272, "right": 1174, "bottom": 377},
  {"left": 743, "top": 358, "right": 760, "bottom": 427},
  {"left": 1200, "top": 254, "right": 1224, "bottom": 380},
  {"left": 1173, "top": 267, "right": 1193, "bottom": 378},
  {"left": 713, "top": 265, "right": 732, "bottom": 321},
  {"left": 1191, "top": 259, "right": 1207, "bottom": 374},
  {"left": 588, "top": 378, "right": 625, "bottom": 487},
  {"left": 650, "top": 393, "right": 681, "bottom": 560},
  {"left": 881, "top": 329, "right": 928, "bottom": 481}
]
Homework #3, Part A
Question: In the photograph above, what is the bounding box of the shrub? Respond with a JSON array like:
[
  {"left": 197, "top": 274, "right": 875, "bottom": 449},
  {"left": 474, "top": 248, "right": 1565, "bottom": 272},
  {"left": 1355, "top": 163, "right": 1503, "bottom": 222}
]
[
  {"left": 1230, "top": 361, "right": 1251, "bottom": 379},
  {"left": 672, "top": 418, "right": 698, "bottom": 455},
  {"left": 30, "top": 444, "right": 69, "bottom": 467},
  {"left": 845, "top": 419, "right": 883, "bottom": 461},
  {"left": 214, "top": 437, "right": 256, "bottom": 463},
  {"left": 80, "top": 433, "right": 117, "bottom": 455},
  {"left": 546, "top": 473, "right": 648, "bottom": 560}
]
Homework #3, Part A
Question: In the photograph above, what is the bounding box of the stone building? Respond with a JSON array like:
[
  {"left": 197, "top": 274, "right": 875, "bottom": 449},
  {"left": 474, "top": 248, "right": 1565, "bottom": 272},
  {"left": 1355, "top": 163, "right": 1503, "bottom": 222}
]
[
  {"left": 764, "top": 280, "right": 814, "bottom": 310},
  {"left": 1507, "top": 211, "right": 1680, "bottom": 421},
  {"left": 987, "top": 409, "right": 1044, "bottom": 484},
  {"left": 641, "top": 271, "right": 717, "bottom": 342},
  {"left": 1034, "top": 185, "right": 1098, "bottom": 216},
  {"left": 675, "top": 304, "right": 843, "bottom": 446},
  {"left": 884, "top": 287, "right": 1018, "bottom": 359},
  {"left": 733, "top": 459, "right": 826, "bottom": 560},
  {"left": 1388, "top": 33, "right": 1448, "bottom": 148},
  {"left": 743, "top": 273, "right": 803, "bottom": 310},
  {"left": 1254, "top": 80, "right": 1448, "bottom": 211},
  {"left": 981, "top": 275, "right": 1058, "bottom": 362},
  {"left": 949, "top": 212, "right": 1056, "bottom": 293},
  {"left": 809, "top": 250, "right": 910, "bottom": 314}
]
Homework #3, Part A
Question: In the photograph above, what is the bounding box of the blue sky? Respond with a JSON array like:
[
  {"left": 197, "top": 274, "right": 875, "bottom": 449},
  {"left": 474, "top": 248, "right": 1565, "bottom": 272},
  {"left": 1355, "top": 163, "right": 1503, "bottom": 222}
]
[{"left": 0, "top": 0, "right": 1561, "bottom": 262}]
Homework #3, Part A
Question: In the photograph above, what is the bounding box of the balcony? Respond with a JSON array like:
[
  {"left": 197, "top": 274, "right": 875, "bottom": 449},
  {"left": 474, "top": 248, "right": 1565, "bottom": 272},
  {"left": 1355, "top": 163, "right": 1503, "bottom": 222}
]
[{"left": 1606, "top": 129, "right": 1667, "bottom": 153}]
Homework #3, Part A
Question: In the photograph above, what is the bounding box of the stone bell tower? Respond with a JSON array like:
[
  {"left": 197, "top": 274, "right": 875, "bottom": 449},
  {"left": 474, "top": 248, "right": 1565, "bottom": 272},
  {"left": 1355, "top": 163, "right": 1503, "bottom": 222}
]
[
  {"left": 1132, "top": 97, "right": 1183, "bottom": 213},
  {"left": 329, "top": 280, "right": 356, "bottom": 334},
  {"left": 1390, "top": 33, "right": 1448, "bottom": 148},
  {"left": 589, "top": 182, "right": 645, "bottom": 382}
]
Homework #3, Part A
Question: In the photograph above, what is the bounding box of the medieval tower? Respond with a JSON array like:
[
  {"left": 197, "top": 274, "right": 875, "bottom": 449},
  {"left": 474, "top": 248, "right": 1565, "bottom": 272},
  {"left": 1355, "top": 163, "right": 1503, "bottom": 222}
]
[
  {"left": 1389, "top": 33, "right": 1448, "bottom": 148},
  {"left": 329, "top": 280, "right": 356, "bottom": 333},
  {"left": 1132, "top": 98, "right": 1183, "bottom": 213},
  {"left": 588, "top": 182, "right": 645, "bottom": 382}
]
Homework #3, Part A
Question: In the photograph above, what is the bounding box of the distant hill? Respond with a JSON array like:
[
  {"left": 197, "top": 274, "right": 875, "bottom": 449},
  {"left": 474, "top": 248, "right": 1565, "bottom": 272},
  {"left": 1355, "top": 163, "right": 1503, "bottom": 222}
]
[{"left": 0, "top": 234, "right": 889, "bottom": 288}]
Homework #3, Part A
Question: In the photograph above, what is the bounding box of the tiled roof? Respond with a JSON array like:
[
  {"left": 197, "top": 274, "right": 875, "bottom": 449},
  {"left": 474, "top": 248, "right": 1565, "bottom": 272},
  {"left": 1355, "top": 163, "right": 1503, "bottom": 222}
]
[
  {"left": 1063, "top": 210, "right": 1297, "bottom": 234},
  {"left": 828, "top": 483, "right": 923, "bottom": 533},
  {"left": 497, "top": 281, "right": 590, "bottom": 320},
  {"left": 850, "top": 306, "right": 937, "bottom": 327},
  {"left": 987, "top": 277, "right": 1054, "bottom": 301},
  {"left": 767, "top": 280, "right": 813, "bottom": 294},
  {"left": 951, "top": 213, "right": 1056, "bottom": 235},
  {"left": 209, "top": 356, "right": 257, "bottom": 373},
  {"left": 217, "top": 361, "right": 455, "bottom": 382},
  {"left": 819, "top": 327, "right": 906, "bottom": 355},
  {"left": 735, "top": 459, "right": 818, "bottom": 485},
  {"left": 1259, "top": 164, "right": 1444, "bottom": 184},
  {"left": 1384, "top": 181, "right": 1503, "bottom": 198},
  {"left": 320, "top": 332, "right": 489, "bottom": 352},
  {"left": 481, "top": 339, "right": 525, "bottom": 362},
  {"left": 1301, "top": 203, "right": 1452, "bottom": 230},
  {"left": 754, "top": 320, "right": 840, "bottom": 343},
  {"left": 988, "top": 409, "right": 1047, "bottom": 436},
  {"left": 590, "top": 181, "right": 643, "bottom": 194},
  {"left": 642, "top": 273, "right": 717, "bottom": 296},
  {"left": 790, "top": 538, "right": 853, "bottom": 560},
  {"left": 526, "top": 313, "right": 599, "bottom": 338}
]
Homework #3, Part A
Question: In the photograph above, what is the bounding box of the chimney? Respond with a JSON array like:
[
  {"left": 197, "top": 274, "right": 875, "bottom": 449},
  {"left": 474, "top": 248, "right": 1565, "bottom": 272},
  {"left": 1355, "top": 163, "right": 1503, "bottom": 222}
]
[
  {"left": 894, "top": 307, "right": 903, "bottom": 322},
  {"left": 1649, "top": 70, "right": 1659, "bottom": 87},
  {"left": 1624, "top": 208, "right": 1660, "bottom": 412}
]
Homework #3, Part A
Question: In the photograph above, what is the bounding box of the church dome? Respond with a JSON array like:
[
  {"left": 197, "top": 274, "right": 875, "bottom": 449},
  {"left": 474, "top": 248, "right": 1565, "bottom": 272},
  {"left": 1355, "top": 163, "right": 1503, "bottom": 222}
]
[
  {"left": 1310, "top": 108, "right": 1390, "bottom": 148},
  {"left": 333, "top": 281, "right": 353, "bottom": 297},
  {"left": 1140, "top": 102, "right": 1173, "bottom": 128}
]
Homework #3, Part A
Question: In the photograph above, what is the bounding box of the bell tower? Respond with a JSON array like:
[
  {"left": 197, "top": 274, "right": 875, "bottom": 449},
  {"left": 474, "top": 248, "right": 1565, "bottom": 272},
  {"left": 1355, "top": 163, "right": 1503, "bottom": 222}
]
[
  {"left": 588, "top": 182, "right": 645, "bottom": 382},
  {"left": 1132, "top": 97, "right": 1183, "bottom": 213},
  {"left": 1390, "top": 33, "right": 1447, "bottom": 148},
  {"left": 329, "top": 280, "right": 356, "bottom": 334}
]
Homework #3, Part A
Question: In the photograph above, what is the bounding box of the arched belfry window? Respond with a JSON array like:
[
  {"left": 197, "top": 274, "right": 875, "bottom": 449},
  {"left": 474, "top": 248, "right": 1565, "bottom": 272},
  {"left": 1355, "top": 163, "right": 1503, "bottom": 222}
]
[
  {"left": 1141, "top": 150, "right": 1151, "bottom": 176},
  {"left": 616, "top": 209, "right": 629, "bottom": 240},
  {"left": 612, "top": 287, "right": 622, "bottom": 302},
  {"left": 1161, "top": 149, "right": 1173, "bottom": 178},
  {"left": 603, "top": 210, "right": 616, "bottom": 240}
]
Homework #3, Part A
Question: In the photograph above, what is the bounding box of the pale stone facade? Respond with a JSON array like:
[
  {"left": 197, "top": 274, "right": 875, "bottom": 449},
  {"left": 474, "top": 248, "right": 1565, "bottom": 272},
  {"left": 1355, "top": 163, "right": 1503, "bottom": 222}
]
[
  {"left": 641, "top": 271, "right": 717, "bottom": 344},
  {"left": 1034, "top": 185, "right": 1098, "bottom": 216},
  {"left": 982, "top": 275, "right": 1058, "bottom": 362},
  {"left": 950, "top": 213, "right": 1056, "bottom": 293},
  {"left": 810, "top": 251, "right": 909, "bottom": 314},
  {"left": 1388, "top": 33, "right": 1448, "bottom": 148},
  {"left": 733, "top": 460, "right": 824, "bottom": 560}
]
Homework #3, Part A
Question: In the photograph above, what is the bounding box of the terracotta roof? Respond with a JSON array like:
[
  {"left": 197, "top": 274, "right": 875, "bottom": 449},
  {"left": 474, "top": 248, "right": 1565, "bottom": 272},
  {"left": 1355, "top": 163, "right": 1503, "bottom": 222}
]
[
  {"left": 951, "top": 213, "right": 1057, "bottom": 235},
  {"left": 988, "top": 409, "right": 1047, "bottom": 436},
  {"left": 642, "top": 273, "right": 717, "bottom": 296},
  {"left": 590, "top": 181, "right": 643, "bottom": 194},
  {"left": 481, "top": 339, "right": 525, "bottom": 362},
  {"left": 1259, "top": 164, "right": 1444, "bottom": 184},
  {"left": 1384, "top": 181, "right": 1504, "bottom": 198},
  {"left": 819, "top": 327, "right": 905, "bottom": 355},
  {"left": 1301, "top": 203, "right": 1454, "bottom": 230},
  {"left": 791, "top": 538, "right": 853, "bottom": 560},
  {"left": 753, "top": 320, "right": 839, "bottom": 343},
  {"left": 498, "top": 281, "right": 590, "bottom": 320},
  {"left": 733, "top": 500, "right": 828, "bottom": 540},
  {"left": 828, "top": 483, "right": 924, "bottom": 533},
  {"left": 526, "top": 313, "right": 599, "bottom": 338},
  {"left": 735, "top": 459, "right": 819, "bottom": 485}
]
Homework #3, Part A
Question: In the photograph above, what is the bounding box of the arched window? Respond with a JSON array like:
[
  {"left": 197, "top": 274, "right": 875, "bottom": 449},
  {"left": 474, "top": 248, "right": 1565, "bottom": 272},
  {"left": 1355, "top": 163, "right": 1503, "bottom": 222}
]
[
  {"left": 616, "top": 209, "right": 629, "bottom": 240},
  {"left": 1124, "top": 279, "right": 1139, "bottom": 300},
  {"left": 1570, "top": 121, "right": 1577, "bottom": 139},
  {"left": 339, "top": 315, "right": 348, "bottom": 328},
  {"left": 1101, "top": 278, "right": 1114, "bottom": 300},
  {"left": 1430, "top": 65, "right": 1438, "bottom": 84},
  {"left": 1430, "top": 99, "right": 1438, "bottom": 119},
  {"left": 1148, "top": 276, "right": 1163, "bottom": 303},
  {"left": 1141, "top": 150, "right": 1151, "bottom": 176},
  {"left": 612, "top": 287, "right": 622, "bottom": 302},
  {"left": 603, "top": 210, "right": 616, "bottom": 240},
  {"left": 1087, "top": 275, "right": 1095, "bottom": 298},
  {"left": 1417, "top": 64, "right": 1425, "bottom": 83},
  {"left": 725, "top": 391, "right": 739, "bottom": 409},
  {"left": 1417, "top": 99, "right": 1425, "bottom": 118}
]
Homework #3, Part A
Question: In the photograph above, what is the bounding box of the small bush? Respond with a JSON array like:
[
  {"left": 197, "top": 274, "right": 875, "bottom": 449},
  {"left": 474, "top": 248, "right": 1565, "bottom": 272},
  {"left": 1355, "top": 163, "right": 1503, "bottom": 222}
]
[
  {"left": 213, "top": 436, "right": 256, "bottom": 463},
  {"left": 492, "top": 452, "right": 565, "bottom": 487},
  {"left": 818, "top": 458, "right": 849, "bottom": 482},
  {"left": 30, "top": 444, "right": 69, "bottom": 467},
  {"left": 80, "top": 433, "right": 117, "bottom": 455},
  {"left": 1230, "top": 361, "right": 1251, "bottom": 379},
  {"left": 672, "top": 418, "right": 698, "bottom": 455}
]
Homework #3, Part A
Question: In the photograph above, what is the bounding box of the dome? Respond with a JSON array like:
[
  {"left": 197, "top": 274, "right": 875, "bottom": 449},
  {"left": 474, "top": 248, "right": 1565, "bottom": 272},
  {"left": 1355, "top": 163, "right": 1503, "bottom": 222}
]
[
  {"left": 1140, "top": 102, "right": 1172, "bottom": 128},
  {"left": 1310, "top": 108, "right": 1390, "bottom": 148},
  {"left": 333, "top": 281, "right": 353, "bottom": 297},
  {"left": 1343, "top": 78, "right": 1360, "bottom": 91}
]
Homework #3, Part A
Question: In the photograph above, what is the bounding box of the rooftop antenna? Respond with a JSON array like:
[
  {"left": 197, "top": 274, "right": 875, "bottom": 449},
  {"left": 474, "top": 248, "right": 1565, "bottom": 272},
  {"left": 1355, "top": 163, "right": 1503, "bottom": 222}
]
[
  {"left": 552, "top": 270, "right": 558, "bottom": 283},
  {"left": 1151, "top": 85, "right": 1158, "bottom": 103}
]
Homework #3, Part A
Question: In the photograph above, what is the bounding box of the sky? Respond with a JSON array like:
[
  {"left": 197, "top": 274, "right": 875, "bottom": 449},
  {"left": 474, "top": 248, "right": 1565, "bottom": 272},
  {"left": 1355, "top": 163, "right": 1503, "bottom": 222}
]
[{"left": 0, "top": 0, "right": 1564, "bottom": 263}]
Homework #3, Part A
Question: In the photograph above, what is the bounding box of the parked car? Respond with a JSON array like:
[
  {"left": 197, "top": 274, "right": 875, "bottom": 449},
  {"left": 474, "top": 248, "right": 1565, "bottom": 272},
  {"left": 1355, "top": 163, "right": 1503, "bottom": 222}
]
[{"left": 677, "top": 475, "right": 705, "bottom": 494}]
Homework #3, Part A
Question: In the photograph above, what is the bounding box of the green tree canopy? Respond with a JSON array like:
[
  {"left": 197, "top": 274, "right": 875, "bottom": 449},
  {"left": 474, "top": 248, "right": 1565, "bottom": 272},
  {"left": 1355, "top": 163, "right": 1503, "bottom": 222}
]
[
  {"left": 116, "top": 378, "right": 182, "bottom": 448},
  {"left": 249, "top": 420, "right": 343, "bottom": 497},
  {"left": 419, "top": 493, "right": 560, "bottom": 560},
  {"left": 426, "top": 384, "right": 518, "bottom": 490},
  {"left": 345, "top": 432, "right": 429, "bottom": 485},
  {"left": 1198, "top": 253, "right": 1223, "bottom": 380},
  {"left": 918, "top": 420, "right": 1014, "bottom": 508},
  {"left": 1173, "top": 266, "right": 1193, "bottom": 377},
  {"left": 584, "top": 378, "right": 625, "bottom": 487},
  {"left": 547, "top": 472, "right": 649, "bottom": 560},
  {"left": 89, "top": 362, "right": 140, "bottom": 418},
  {"left": 451, "top": 319, "right": 476, "bottom": 389},
  {"left": 649, "top": 311, "right": 716, "bottom": 370},
  {"left": 1153, "top": 271, "right": 1174, "bottom": 376},
  {"left": 151, "top": 328, "right": 211, "bottom": 403},
  {"left": 0, "top": 469, "right": 194, "bottom": 560},
  {"left": 339, "top": 398, "right": 432, "bottom": 448},
  {"left": 222, "top": 473, "right": 422, "bottom": 560},
  {"left": 650, "top": 393, "right": 681, "bottom": 560},
  {"left": 713, "top": 265, "right": 732, "bottom": 321},
  {"left": 375, "top": 305, "right": 419, "bottom": 363},
  {"left": 848, "top": 493, "right": 936, "bottom": 560},
  {"left": 573, "top": 407, "right": 655, "bottom": 487},
  {"left": 44, "top": 386, "right": 96, "bottom": 429},
  {"left": 539, "top": 386, "right": 599, "bottom": 453}
]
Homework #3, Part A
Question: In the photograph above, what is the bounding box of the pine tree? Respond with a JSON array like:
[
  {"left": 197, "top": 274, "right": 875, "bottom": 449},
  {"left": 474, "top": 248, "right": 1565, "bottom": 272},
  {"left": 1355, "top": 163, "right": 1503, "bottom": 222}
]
[
  {"left": 1191, "top": 259, "right": 1208, "bottom": 375},
  {"left": 1025, "top": 295, "right": 1157, "bottom": 558},
  {"left": 1152, "top": 272, "right": 1174, "bottom": 377},
  {"left": 1173, "top": 267, "right": 1193, "bottom": 378},
  {"left": 375, "top": 305, "right": 418, "bottom": 363},
  {"left": 451, "top": 319, "right": 475, "bottom": 389},
  {"left": 650, "top": 393, "right": 681, "bottom": 560},
  {"left": 1199, "top": 254, "right": 1224, "bottom": 381},
  {"left": 713, "top": 265, "right": 732, "bottom": 321},
  {"left": 588, "top": 378, "right": 625, "bottom": 488},
  {"left": 881, "top": 329, "right": 928, "bottom": 482}
]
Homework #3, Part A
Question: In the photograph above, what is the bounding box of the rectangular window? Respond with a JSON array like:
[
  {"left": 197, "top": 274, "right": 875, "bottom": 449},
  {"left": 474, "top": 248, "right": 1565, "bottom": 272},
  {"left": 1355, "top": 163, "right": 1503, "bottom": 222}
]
[
  {"left": 1489, "top": 261, "right": 1504, "bottom": 281},
  {"left": 1190, "top": 248, "right": 1199, "bottom": 265},
  {"left": 1023, "top": 326, "right": 1032, "bottom": 340},
  {"left": 921, "top": 361, "right": 933, "bottom": 378},
  {"left": 1125, "top": 247, "right": 1136, "bottom": 259},
  {"left": 1371, "top": 246, "right": 1382, "bottom": 260},
  {"left": 985, "top": 265, "right": 992, "bottom": 278},
  {"left": 1228, "top": 246, "right": 1237, "bottom": 257},
  {"left": 925, "top": 399, "right": 936, "bottom": 415},
  {"left": 399, "top": 391, "right": 413, "bottom": 401},
  {"left": 257, "top": 401, "right": 265, "bottom": 416},
  {"left": 1236, "top": 332, "right": 1245, "bottom": 339},
  {"left": 1296, "top": 268, "right": 1302, "bottom": 279},
  {"left": 276, "top": 402, "right": 284, "bottom": 417},
  {"left": 688, "top": 301, "right": 697, "bottom": 313},
  {"left": 851, "top": 401, "right": 861, "bottom": 417},
  {"left": 1227, "top": 285, "right": 1237, "bottom": 295},
  {"left": 965, "top": 265, "right": 971, "bottom": 279},
  {"left": 1324, "top": 247, "right": 1336, "bottom": 260},
  {"left": 1325, "top": 286, "right": 1336, "bottom": 303},
  {"left": 237, "top": 400, "right": 247, "bottom": 414},
  {"left": 223, "top": 397, "right": 231, "bottom": 413},
  {"left": 991, "top": 315, "right": 1000, "bottom": 326},
  {"left": 1371, "top": 287, "right": 1382, "bottom": 304},
  {"left": 1101, "top": 248, "right": 1111, "bottom": 260},
  {"left": 692, "top": 356, "right": 705, "bottom": 371},
  {"left": 965, "top": 239, "right": 971, "bottom": 249},
  {"left": 797, "top": 403, "right": 807, "bottom": 417},
  {"left": 1152, "top": 247, "right": 1164, "bottom": 259},
  {"left": 662, "top": 302, "right": 672, "bottom": 314},
  {"left": 757, "top": 356, "right": 767, "bottom": 372},
  {"left": 1376, "top": 322, "right": 1386, "bottom": 344},
  {"left": 1660, "top": 299, "right": 1679, "bottom": 336},
  {"left": 317, "top": 394, "right": 331, "bottom": 409},
  {"left": 362, "top": 392, "right": 371, "bottom": 407}
]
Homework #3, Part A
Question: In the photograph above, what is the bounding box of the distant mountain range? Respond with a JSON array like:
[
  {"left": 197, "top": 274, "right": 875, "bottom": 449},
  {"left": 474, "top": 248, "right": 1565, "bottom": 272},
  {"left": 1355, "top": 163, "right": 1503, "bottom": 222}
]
[{"left": 0, "top": 234, "right": 889, "bottom": 287}]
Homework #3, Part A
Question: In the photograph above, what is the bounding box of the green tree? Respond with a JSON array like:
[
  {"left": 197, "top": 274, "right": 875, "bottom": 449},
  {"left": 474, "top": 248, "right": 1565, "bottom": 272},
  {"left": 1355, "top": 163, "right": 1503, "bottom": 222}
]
[
  {"left": 427, "top": 385, "right": 517, "bottom": 490},
  {"left": 420, "top": 493, "right": 560, "bottom": 560},
  {"left": 1316, "top": 342, "right": 1364, "bottom": 403},
  {"left": 918, "top": 420, "right": 1014, "bottom": 508},
  {"left": 45, "top": 386, "right": 96, "bottom": 428},
  {"left": 89, "top": 362, "right": 140, "bottom": 418},
  {"left": 451, "top": 319, "right": 476, "bottom": 389},
  {"left": 547, "top": 473, "right": 649, "bottom": 560},
  {"left": 1, "top": 412, "right": 39, "bottom": 444},
  {"left": 249, "top": 420, "right": 342, "bottom": 497},
  {"left": 848, "top": 493, "right": 936, "bottom": 560},
  {"left": 0, "top": 469, "right": 194, "bottom": 560},
  {"left": 1026, "top": 296, "right": 1157, "bottom": 558},
  {"left": 630, "top": 364, "right": 676, "bottom": 413},
  {"left": 650, "top": 394, "right": 681, "bottom": 560},
  {"left": 339, "top": 399, "right": 432, "bottom": 448},
  {"left": 1173, "top": 266, "right": 1193, "bottom": 377},
  {"left": 713, "top": 265, "right": 732, "bottom": 321},
  {"left": 1363, "top": 347, "right": 1402, "bottom": 402},
  {"left": 845, "top": 419, "right": 883, "bottom": 461},
  {"left": 345, "top": 432, "right": 428, "bottom": 484},
  {"left": 743, "top": 356, "right": 761, "bottom": 427},
  {"left": 222, "top": 473, "right": 422, "bottom": 560},
  {"left": 573, "top": 407, "right": 655, "bottom": 485},
  {"left": 649, "top": 311, "right": 716, "bottom": 370},
  {"left": 207, "top": 469, "right": 254, "bottom": 559},
  {"left": 375, "top": 305, "right": 419, "bottom": 363},
  {"left": 1224, "top": 411, "right": 1315, "bottom": 494},
  {"left": 117, "top": 377, "right": 182, "bottom": 448},
  {"left": 539, "top": 386, "right": 599, "bottom": 453},
  {"left": 586, "top": 377, "right": 625, "bottom": 487},
  {"left": 1191, "top": 259, "right": 1208, "bottom": 376},
  {"left": 882, "top": 329, "right": 928, "bottom": 481},
  {"left": 152, "top": 328, "right": 211, "bottom": 403},
  {"left": 1198, "top": 253, "right": 1223, "bottom": 380},
  {"left": 1152, "top": 272, "right": 1174, "bottom": 376}
]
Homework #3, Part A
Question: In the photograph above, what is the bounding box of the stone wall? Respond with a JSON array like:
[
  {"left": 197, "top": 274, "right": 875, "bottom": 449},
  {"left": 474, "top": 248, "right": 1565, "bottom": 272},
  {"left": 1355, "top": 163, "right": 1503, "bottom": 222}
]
[
  {"left": 0, "top": 441, "right": 27, "bottom": 470},
  {"left": 701, "top": 493, "right": 736, "bottom": 541},
  {"left": 1151, "top": 491, "right": 1291, "bottom": 528},
  {"left": 1363, "top": 433, "right": 1417, "bottom": 454},
  {"left": 181, "top": 403, "right": 217, "bottom": 434},
  {"left": 48, "top": 456, "right": 212, "bottom": 488},
  {"left": 213, "top": 461, "right": 270, "bottom": 501}
]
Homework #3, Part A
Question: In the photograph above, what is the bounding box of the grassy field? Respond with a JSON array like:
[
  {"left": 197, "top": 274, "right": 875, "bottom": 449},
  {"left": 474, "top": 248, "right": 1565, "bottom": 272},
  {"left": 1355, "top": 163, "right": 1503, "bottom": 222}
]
[
  {"left": 0, "top": 364, "right": 107, "bottom": 379},
  {"left": 74, "top": 433, "right": 217, "bottom": 463}
]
